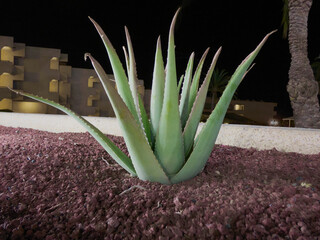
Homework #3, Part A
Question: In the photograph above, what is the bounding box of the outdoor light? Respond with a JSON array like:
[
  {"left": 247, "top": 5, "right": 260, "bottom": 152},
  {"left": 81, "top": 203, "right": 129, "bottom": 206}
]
[
  {"left": 269, "top": 119, "right": 279, "bottom": 126},
  {"left": 234, "top": 104, "right": 244, "bottom": 111}
]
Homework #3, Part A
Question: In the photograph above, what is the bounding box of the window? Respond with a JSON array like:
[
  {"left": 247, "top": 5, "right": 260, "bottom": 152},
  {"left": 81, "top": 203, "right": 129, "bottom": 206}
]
[
  {"left": 0, "top": 73, "right": 13, "bottom": 88},
  {"left": 0, "top": 98, "right": 12, "bottom": 111},
  {"left": 49, "top": 79, "right": 59, "bottom": 92},
  {"left": 50, "top": 57, "right": 59, "bottom": 70},
  {"left": 12, "top": 101, "right": 47, "bottom": 113},
  {"left": 234, "top": 104, "right": 244, "bottom": 111},
  {"left": 88, "top": 76, "right": 99, "bottom": 87},
  {"left": 87, "top": 95, "right": 99, "bottom": 106},
  {"left": 1, "top": 46, "right": 14, "bottom": 62}
]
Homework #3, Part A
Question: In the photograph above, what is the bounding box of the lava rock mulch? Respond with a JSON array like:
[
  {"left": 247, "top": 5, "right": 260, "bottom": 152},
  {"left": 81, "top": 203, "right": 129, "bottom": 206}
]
[{"left": 0, "top": 126, "right": 319, "bottom": 239}]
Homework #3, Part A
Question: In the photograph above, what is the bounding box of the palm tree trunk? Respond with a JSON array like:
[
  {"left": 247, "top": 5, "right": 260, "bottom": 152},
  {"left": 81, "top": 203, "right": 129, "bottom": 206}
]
[
  {"left": 287, "top": 0, "right": 320, "bottom": 128},
  {"left": 210, "top": 91, "right": 218, "bottom": 110}
]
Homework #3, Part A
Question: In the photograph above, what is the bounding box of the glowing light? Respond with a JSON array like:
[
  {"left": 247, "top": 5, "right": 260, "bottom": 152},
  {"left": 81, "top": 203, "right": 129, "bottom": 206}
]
[
  {"left": 49, "top": 79, "right": 59, "bottom": 92},
  {"left": 0, "top": 73, "right": 13, "bottom": 88},
  {"left": 87, "top": 95, "right": 99, "bottom": 106},
  {"left": 12, "top": 101, "right": 47, "bottom": 113},
  {"left": 0, "top": 98, "right": 12, "bottom": 110},
  {"left": 88, "top": 76, "right": 99, "bottom": 87},
  {"left": 234, "top": 104, "right": 244, "bottom": 111},
  {"left": 269, "top": 119, "right": 279, "bottom": 126},
  {"left": 50, "top": 57, "right": 59, "bottom": 70},
  {"left": 1, "top": 46, "right": 14, "bottom": 62}
]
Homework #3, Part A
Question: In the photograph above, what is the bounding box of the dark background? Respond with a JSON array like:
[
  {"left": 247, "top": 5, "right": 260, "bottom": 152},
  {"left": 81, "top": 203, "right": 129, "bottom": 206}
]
[{"left": 1, "top": 0, "right": 320, "bottom": 117}]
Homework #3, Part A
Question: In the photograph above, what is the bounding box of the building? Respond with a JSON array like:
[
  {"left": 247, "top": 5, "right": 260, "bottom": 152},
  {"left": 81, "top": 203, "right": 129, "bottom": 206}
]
[
  {"left": 0, "top": 35, "right": 145, "bottom": 117},
  {"left": 202, "top": 97, "right": 278, "bottom": 125},
  {"left": 227, "top": 100, "right": 278, "bottom": 125},
  {"left": 1, "top": 35, "right": 275, "bottom": 124}
]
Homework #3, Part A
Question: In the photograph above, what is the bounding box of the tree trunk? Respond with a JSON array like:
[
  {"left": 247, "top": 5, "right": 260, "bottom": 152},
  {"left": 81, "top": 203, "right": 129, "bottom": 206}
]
[
  {"left": 287, "top": 0, "right": 320, "bottom": 128},
  {"left": 210, "top": 90, "right": 218, "bottom": 110}
]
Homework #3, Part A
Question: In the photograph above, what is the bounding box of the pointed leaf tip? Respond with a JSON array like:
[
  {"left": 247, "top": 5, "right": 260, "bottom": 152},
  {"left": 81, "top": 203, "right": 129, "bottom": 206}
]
[
  {"left": 156, "top": 36, "right": 161, "bottom": 48},
  {"left": 173, "top": 8, "right": 181, "bottom": 20},
  {"left": 84, "top": 52, "right": 91, "bottom": 61},
  {"left": 88, "top": 16, "right": 95, "bottom": 24},
  {"left": 89, "top": 16, "right": 107, "bottom": 40},
  {"left": 169, "top": 8, "right": 181, "bottom": 33}
]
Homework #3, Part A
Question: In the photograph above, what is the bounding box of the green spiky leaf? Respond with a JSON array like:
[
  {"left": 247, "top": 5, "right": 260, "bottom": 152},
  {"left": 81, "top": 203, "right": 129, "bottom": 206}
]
[
  {"left": 8, "top": 9, "right": 274, "bottom": 185},
  {"left": 150, "top": 37, "right": 165, "bottom": 146},
  {"left": 85, "top": 54, "right": 170, "bottom": 184},
  {"left": 171, "top": 31, "right": 276, "bottom": 184},
  {"left": 89, "top": 17, "right": 139, "bottom": 123},
  {"left": 188, "top": 48, "right": 210, "bottom": 114},
  {"left": 154, "top": 9, "right": 185, "bottom": 175},
  {"left": 183, "top": 47, "right": 221, "bottom": 156},
  {"left": 8, "top": 87, "right": 136, "bottom": 176},
  {"left": 179, "top": 52, "right": 194, "bottom": 129}
]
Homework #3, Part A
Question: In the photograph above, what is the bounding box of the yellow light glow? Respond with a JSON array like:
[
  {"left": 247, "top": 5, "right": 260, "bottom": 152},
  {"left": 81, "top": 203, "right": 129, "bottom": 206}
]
[
  {"left": 50, "top": 57, "right": 59, "bottom": 70},
  {"left": 87, "top": 95, "right": 99, "bottom": 107},
  {"left": 12, "top": 101, "right": 47, "bottom": 113},
  {"left": 88, "top": 76, "right": 99, "bottom": 87},
  {"left": 0, "top": 98, "right": 12, "bottom": 110},
  {"left": 49, "top": 79, "right": 59, "bottom": 92},
  {"left": 1, "top": 46, "right": 14, "bottom": 62},
  {"left": 0, "top": 73, "right": 13, "bottom": 88},
  {"left": 234, "top": 104, "right": 244, "bottom": 111}
]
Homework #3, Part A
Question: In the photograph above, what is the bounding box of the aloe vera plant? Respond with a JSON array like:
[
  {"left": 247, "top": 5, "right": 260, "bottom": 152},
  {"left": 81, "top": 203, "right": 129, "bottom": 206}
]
[{"left": 9, "top": 9, "right": 274, "bottom": 184}]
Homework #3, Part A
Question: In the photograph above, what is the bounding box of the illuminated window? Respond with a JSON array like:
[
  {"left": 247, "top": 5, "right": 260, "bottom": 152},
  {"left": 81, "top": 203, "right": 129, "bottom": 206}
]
[
  {"left": 50, "top": 57, "right": 59, "bottom": 70},
  {"left": 88, "top": 76, "right": 99, "bottom": 87},
  {"left": 12, "top": 101, "right": 47, "bottom": 113},
  {"left": 0, "top": 73, "right": 13, "bottom": 88},
  {"left": 87, "top": 95, "right": 99, "bottom": 106},
  {"left": 234, "top": 104, "right": 244, "bottom": 111},
  {"left": 0, "top": 98, "right": 12, "bottom": 111},
  {"left": 1, "top": 46, "right": 14, "bottom": 62},
  {"left": 49, "top": 79, "right": 59, "bottom": 92}
]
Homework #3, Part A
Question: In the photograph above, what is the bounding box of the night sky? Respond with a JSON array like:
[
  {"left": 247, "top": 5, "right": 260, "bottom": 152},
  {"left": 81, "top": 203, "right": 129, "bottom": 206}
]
[{"left": 1, "top": 0, "right": 320, "bottom": 117}]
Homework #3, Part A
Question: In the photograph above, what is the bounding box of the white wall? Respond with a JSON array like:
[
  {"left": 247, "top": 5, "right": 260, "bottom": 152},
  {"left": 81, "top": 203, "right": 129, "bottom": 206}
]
[{"left": 1, "top": 112, "right": 319, "bottom": 155}]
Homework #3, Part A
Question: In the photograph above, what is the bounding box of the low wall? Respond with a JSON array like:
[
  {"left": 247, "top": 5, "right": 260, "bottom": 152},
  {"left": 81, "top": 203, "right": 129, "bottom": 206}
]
[{"left": 1, "top": 112, "right": 319, "bottom": 155}]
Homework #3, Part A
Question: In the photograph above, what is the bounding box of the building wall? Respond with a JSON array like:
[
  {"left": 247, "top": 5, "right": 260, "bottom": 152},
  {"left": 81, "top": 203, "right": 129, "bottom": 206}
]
[
  {"left": 228, "top": 100, "right": 277, "bottom": 125},
  {"left": 69, "top": 68, "right": 115, "bottom": 117},
  {"left": 0, "top": 36, "right": 25, "bottom": 111},
  {"left": 1, "top": 35, "right": 275, "bottom": 124},
  {"left": 0, "top": 35, "right": 145, "bottom": 117}
]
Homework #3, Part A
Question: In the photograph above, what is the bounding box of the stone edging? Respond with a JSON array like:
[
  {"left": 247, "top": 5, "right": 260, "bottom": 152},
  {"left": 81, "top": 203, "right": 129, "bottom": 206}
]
[{"left": 1, "top": 112, "right": 319, "bottom": 154}]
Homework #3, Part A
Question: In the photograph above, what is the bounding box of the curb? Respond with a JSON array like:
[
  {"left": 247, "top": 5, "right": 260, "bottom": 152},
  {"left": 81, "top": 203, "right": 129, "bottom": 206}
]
[{"left": 1, "top": 112, "right": 319, "bottom": 155}]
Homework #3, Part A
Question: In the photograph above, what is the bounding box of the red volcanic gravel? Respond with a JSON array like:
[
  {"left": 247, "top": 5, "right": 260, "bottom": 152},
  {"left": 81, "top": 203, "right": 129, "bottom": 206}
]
[{"left": 0, "top": 125, "right": 320, "bottom": 239}]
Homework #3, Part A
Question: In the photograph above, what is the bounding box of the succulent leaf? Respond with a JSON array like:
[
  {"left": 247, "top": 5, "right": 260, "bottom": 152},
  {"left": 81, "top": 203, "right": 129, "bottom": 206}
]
[
  {"left": 8, "top": 88, "right": 137, "bottom": 176},
  {"left": 124, "top": 27, "right": 143, "bottom": 126},
  {"left": 171, "top": 31, "right": 275, "bottom": 184},
  {"left": 183, "top": 47, "right": 221, "bottom": 156},
  {"left": 88, "top": 17, "right": 139, "bottom": 123},
  {"left": 122, "top": 46, "right": 130, "bottom": 75},
  {"left": 188, "top": 48, "right": 210, "bottom": 114},
  {"left": 8, "top": 10, "right": 273, "bottom": 185},
  {"left": 154, "top": 8, "right": 185, "bottom": 176},
  {"left": 85, "top": 54, "right": 170, "bottom": 184},
  {"left": 177, "top": 74, "right": 184, "bottom": 93},
  {"left": 123, "top": 28, "right": 151, "bottom": 145},
  {"left": 179, "top": 52, "right": 195, "bottom": 129},
  {"left": 150, "top": 37, "right": 165, "bottom": 146},
  {"left": 138, "top": 94, "right": 152, "bottom": 145}
]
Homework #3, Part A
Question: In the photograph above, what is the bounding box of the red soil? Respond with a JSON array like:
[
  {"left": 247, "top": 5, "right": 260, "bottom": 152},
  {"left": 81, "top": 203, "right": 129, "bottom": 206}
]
[{"left": 0, "top": 126, "right": 319, "bottom": 239}]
